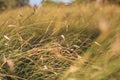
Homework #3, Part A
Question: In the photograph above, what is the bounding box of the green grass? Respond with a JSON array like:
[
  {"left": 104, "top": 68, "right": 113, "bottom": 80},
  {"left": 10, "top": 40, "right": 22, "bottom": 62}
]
[{"left": 0, "top": 3, "right": 120, "bottom": 80}]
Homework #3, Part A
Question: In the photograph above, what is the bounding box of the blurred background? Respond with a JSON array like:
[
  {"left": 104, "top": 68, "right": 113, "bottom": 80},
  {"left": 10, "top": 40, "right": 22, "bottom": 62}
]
[
  {"left": 30, "top": 0, "right": 72, "bottom": 6},
  {"left": 0, "top": 0, "right": 120, "bottom": 11},
  {"left": 0, "top": 0, "right": 72, "bottom": 10}
]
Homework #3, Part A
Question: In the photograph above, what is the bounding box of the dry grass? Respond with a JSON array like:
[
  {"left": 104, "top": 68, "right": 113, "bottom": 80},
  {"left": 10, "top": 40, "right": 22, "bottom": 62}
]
[{"left": 0, "top": 2, "right": 120, "bottom": 80}]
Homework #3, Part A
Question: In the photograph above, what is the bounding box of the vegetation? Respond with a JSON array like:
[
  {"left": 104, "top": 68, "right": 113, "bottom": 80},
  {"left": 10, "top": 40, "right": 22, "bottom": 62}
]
[
  {"left": 110, "top": 0, "right": 120, "bottom": 4},
  {"left": 74, "top": 0, "right": 120, "bottom": 4},
  {"left": 0, "top": 0, "right": 29, "bottom": 10},
  {"left": 0, "top": 1, "right": 120, "bottom": 80}
]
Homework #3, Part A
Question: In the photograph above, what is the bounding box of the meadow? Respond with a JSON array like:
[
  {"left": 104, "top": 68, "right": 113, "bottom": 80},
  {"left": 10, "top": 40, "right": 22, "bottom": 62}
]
[{"left": 0, "top": 2, "right": 120, "bottom": 80}]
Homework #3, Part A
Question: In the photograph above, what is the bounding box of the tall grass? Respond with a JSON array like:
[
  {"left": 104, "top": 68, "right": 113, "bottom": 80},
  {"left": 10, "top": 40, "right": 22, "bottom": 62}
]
[{"left": 0, "top": 3, "right": 120, "bottom": 80}]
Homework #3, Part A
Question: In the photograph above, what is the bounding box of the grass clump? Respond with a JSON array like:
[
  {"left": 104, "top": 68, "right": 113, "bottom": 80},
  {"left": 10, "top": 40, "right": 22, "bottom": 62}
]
[{"left": 0, "top": 3, "right": 120, "bottom": 80}]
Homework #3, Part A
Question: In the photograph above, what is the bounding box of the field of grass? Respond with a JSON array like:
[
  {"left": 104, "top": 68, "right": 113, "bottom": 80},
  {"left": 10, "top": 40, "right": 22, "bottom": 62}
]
[{"left": 0, "top": 2, "right": 120, "bottom": 80}]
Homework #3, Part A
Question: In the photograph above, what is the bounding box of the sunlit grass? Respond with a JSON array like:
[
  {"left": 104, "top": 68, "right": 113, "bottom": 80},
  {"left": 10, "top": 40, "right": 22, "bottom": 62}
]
[{"left": 0, "top": 3, "right": 120, "bottom": 80}]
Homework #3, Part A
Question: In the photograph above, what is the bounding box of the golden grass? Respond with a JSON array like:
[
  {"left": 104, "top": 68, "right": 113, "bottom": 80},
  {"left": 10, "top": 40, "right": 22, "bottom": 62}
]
[{"left": 0, "top": 3, "right": 120, "bottom": 80}]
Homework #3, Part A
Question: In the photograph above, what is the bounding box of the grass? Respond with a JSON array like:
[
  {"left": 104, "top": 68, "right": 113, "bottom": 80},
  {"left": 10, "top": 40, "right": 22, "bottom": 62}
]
[{"left": 0, "top": 2, "right": 120, "bottom": 80}]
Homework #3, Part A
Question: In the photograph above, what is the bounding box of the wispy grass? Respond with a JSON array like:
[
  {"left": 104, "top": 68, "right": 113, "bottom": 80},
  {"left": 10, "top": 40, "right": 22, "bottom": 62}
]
[{"left": 0, "top": 3, "right": 120, "bottom": 80}]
